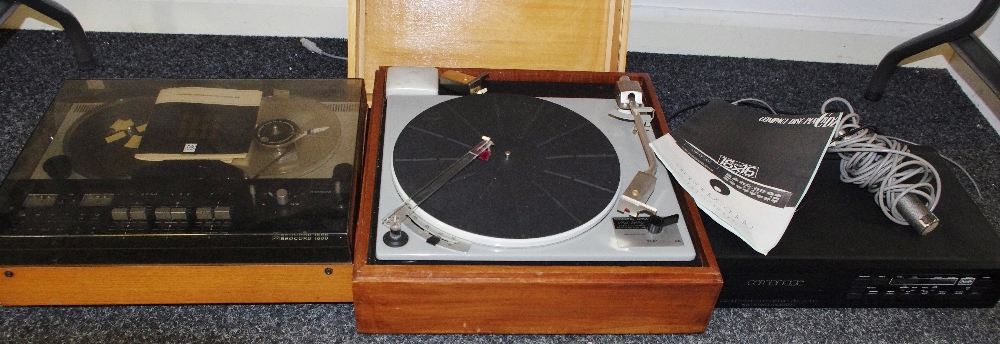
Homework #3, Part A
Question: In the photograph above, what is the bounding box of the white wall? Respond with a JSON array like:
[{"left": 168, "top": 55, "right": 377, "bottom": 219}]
[
  {"left": 2, "top": 0, "right": 996, "bottom": 67},
  {"left": 7, "top": 0, "right": 1000, "bottom": 131},
  {"left": 629, "top": 0, "right": 987, "bottom": 67},
  {"left": 2, "top": 0, "right": 350, "bottom": 38}
]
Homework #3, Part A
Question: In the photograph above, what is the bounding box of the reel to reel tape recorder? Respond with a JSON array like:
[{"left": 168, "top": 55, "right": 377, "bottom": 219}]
[{"left": 0, "top": 79, "right": 366, "bottom": 266}]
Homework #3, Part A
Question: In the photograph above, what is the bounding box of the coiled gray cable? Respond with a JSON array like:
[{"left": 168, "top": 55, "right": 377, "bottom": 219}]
[{"left": 823, "top": 97, "right": 941, "bottom": 231}]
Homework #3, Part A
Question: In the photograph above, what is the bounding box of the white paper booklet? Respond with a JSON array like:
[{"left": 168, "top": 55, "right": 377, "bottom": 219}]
[{"left": 650, "top": 100, "right": 841, "bottom": 254}]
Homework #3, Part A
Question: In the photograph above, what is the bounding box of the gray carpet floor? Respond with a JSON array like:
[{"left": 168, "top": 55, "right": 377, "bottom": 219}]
[{"left": 1, "top": 29, "right": 999, "bottom": 343}]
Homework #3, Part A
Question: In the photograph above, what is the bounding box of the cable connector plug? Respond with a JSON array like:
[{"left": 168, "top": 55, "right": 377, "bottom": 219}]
[
  {"left": 895, "top": 193, "right": 939, "bottom": 235},
  {"left": 299, "top": 38, "right": 323, "bottom": 54},
  {"left": 299, "top": 38, "right": 347, "bottom": 60}
]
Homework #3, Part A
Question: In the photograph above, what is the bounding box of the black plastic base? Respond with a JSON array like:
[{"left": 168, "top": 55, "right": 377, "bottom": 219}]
[{"left": 383, "top": 230, "right": 409, "bottom": 247}]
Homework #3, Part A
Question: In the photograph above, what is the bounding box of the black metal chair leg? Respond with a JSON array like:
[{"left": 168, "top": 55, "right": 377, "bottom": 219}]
[
  {"left": 864, "top": 0, "right": 1000, "bottom": 101},
  {"left": 19, "top": 0, "right": 96, "bottom": 70}
]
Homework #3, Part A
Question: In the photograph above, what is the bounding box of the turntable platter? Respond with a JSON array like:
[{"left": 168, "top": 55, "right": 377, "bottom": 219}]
[{"left": 392, "top": 93, "right": 621, "bottom": 244}]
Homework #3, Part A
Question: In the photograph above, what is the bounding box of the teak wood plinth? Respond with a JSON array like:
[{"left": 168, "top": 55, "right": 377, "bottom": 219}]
[
  {"left": 353, "top": 68, "right": 723, "bottom": 334},
  {"left": 0, "top": 264, "right": 353, "bottom": 306}
]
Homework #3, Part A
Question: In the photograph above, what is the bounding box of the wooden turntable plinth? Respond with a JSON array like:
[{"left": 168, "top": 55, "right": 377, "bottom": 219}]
[{"left": 353, "top": 67, "right": 723, "bottom": 334}]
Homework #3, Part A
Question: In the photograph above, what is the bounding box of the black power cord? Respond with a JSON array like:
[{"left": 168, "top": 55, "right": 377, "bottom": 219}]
[{"left": 665, "top": 99, "right": 807, "bottom": 123}]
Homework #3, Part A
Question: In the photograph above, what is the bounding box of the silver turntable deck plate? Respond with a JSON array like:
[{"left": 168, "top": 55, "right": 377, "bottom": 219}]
[{"left": 376, "top": 95, "right": 696, "bottom": 261}]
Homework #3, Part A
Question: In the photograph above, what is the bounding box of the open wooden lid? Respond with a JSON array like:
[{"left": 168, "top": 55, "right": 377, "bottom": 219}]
[{"left": 348, "top": 0, "right": 632, "bottom": 95}]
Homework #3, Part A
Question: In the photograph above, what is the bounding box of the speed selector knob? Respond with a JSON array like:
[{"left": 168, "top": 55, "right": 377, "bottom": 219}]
[
  {"left": 276, "top": 189, "right": 289, "bottom": 205},
  {"left": 646, "top": 214, "right": 680, "bottom": 234},
  {"left": 647, "top": 215, "right": 665, "bottom": 234}
]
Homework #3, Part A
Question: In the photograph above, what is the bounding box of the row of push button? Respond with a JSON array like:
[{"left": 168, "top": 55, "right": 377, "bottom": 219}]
[{"left": 110, "top": 206, "right": 231, "bottom": 221}]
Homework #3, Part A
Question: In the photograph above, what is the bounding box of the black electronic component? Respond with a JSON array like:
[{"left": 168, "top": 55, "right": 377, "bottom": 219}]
[{"left": 708, "top": 146, "right": 1000, "bottom": 308}]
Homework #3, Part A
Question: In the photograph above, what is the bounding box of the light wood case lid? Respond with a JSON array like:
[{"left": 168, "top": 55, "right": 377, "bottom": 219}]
[{"left": 348, "top": 0, "right": 632, "bottom": 94}]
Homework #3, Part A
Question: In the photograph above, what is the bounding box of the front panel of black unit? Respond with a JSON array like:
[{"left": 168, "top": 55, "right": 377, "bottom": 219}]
[
  {"left": 0, "top": 176, "right": 351, "bottom": 265},
  {"left": 716, "top": 268, "right": 1000, "bottom": 308},
  {"left": 706, "top": 146, "right": 1000, "bottom": 308}
]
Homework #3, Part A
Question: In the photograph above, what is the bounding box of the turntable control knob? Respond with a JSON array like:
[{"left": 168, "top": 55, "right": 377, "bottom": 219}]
[
  {"left": 646, "top": 214, "right": 679, "bottom": 235},
  {"left": 275, "top": 189, "right": 289, "bottom": 205},
  {"left": 646, "top": 215, "right": 665, "bottom": 234}
]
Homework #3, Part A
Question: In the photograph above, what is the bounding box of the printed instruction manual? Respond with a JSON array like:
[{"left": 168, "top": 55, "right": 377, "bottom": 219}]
[{"left": 650, "top": 100, "right": 841, "bottom": 254}]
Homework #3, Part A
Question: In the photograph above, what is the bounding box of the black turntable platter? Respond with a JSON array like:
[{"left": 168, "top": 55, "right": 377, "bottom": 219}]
[
  {"left": 392, "top": 93, "right": 621, "bottom": 241},
  {"left": 63, "top": 98, "right": 155, "bottom": 179}
]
